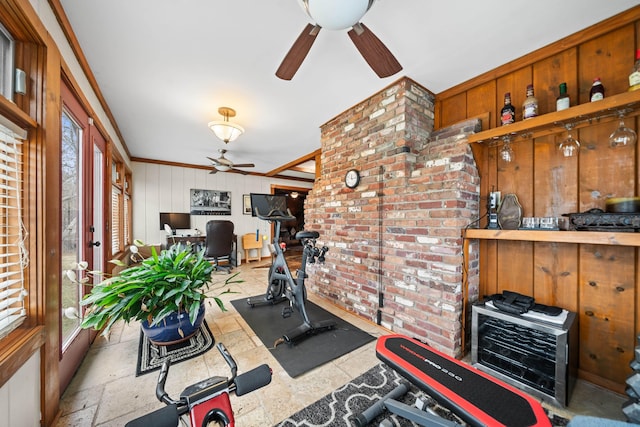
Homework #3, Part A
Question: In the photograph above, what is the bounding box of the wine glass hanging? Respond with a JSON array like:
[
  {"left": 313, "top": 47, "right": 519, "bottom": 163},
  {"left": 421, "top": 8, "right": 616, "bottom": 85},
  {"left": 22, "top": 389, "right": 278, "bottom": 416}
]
[
  {"left": 558, "top": 124, "right": 580, "bottom": 158},
  {"left": 609, "top": 112, "right": 637, "bottom": 148},
  {"left": 500, "top": 135, "right": 514, "bottom": 163}
]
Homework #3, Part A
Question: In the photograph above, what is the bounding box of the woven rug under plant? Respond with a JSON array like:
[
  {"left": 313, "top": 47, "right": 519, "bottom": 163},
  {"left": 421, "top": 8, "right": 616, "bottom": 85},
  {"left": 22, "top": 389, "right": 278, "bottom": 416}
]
[{"left": 135, "top": 320, "right": 215, "bottom": 376}]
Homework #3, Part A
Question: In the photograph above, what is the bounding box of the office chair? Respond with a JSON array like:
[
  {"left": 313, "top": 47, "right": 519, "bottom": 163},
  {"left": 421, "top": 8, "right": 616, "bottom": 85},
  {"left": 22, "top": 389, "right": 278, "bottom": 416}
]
[
  {"left": 204, "top": 220, "right": 235, "bottom": 273},
  {"left": 164, "top": 223, "right": 176, "bottom": 247}
]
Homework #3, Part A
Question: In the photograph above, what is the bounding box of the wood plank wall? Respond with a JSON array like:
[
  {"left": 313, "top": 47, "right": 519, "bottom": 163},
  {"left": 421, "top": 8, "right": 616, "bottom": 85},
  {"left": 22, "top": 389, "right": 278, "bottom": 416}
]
[{"left": 435, "top": 6, "right": 640, "bottom": 392}]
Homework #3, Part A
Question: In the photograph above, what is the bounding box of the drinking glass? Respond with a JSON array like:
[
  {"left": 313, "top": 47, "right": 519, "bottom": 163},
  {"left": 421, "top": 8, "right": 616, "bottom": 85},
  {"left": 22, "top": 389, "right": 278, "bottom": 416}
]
[
  {"left": 609, "top": 113, "right": 637, "bottom": 148},
  {"left": 500, "top": 137, "right": 514, "bottom": 162},
  {"left": 558, "top": 124, "right": 580, "bottom": 158},
  {"left": 539, "top": 217, "right": 558, "bottom": 230}
]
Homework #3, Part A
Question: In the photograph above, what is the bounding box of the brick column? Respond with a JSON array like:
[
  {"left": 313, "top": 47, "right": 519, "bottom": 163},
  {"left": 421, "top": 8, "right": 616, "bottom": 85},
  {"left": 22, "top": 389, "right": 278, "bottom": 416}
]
[{"left": 305, "top": 77, "right": 480, "bottom": 356}]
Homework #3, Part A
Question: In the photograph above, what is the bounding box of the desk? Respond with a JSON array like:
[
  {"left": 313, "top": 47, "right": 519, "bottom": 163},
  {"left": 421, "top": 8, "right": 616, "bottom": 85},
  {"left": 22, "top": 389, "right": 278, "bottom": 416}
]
[{"left": 167, "top": 235, "right": 206, "bottom": 252}]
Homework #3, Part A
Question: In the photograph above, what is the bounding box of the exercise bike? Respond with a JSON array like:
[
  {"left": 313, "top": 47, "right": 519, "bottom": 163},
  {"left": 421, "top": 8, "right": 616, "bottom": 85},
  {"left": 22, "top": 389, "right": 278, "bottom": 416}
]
[
  {"left": 125, "top": 342, "right": 272, "bottom": 427},
  {"left": 247, "top": 207, "right": 336, "bottom": 345}
]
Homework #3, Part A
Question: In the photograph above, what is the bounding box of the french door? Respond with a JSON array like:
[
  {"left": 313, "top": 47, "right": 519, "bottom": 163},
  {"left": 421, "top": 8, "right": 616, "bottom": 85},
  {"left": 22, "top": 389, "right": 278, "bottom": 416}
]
[{"left": 59, "top": 81, "right": 107, "bottom": 392}]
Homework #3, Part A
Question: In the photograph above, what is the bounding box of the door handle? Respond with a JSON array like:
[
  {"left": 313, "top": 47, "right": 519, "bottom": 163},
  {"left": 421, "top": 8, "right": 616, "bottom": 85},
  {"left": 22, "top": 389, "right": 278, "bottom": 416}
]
[{"left": 89, "top": 241, "right": 101, "bottom": 247}]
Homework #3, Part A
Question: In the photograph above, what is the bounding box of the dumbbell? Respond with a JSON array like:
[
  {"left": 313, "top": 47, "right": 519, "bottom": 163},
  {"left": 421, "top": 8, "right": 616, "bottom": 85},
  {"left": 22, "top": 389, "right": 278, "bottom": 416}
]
[
  {"left": 626, "top": 372, "right": 640, "bottom": 397},
  {"left": 623, "top": 399, "right": 640, "bottom": 423}
]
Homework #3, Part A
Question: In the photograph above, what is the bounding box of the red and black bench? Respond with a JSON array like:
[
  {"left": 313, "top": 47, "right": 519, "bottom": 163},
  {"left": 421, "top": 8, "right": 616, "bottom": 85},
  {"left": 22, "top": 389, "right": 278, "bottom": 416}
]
[{"left": 355, "top": 335, "right": 551, "bottom": 427}]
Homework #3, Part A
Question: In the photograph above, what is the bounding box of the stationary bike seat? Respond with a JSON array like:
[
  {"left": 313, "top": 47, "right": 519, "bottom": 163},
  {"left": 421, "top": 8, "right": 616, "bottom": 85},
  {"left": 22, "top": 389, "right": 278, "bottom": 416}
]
[{"left": 295, "top": 231, "right": 319, "bottom": 240}]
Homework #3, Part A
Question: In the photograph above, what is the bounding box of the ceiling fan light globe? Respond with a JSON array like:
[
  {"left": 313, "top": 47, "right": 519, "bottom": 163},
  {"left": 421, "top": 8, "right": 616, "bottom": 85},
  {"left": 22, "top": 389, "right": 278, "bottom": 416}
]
[
  {"left": 299, "top": 0, "right": 373, "bottom": 30},
  {"left": 214, "top": 165, "right": 232, "bottom": 172},
  {"left": 208, "top": 121, "right": 245, "bottom": 143}
]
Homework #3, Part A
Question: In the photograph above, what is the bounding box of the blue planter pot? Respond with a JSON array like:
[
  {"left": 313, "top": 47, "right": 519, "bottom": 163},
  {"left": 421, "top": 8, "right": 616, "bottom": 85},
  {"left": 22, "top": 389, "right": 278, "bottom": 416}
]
[{"left": 141, "top": 302, "right": 206, "bottom": 345}]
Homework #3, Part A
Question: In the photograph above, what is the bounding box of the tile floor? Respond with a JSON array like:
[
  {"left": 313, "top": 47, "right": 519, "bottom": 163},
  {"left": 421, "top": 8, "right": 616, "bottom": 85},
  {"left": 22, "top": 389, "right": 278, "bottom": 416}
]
[{"left": 54, "top": 260, "right": 628, "bottom": 426}]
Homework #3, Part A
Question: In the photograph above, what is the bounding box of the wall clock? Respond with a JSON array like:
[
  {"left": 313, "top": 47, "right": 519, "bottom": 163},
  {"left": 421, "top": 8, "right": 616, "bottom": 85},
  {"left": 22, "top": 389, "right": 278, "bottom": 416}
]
[{"left": 345, "top": 169, "right": 360, "bottom": 189}]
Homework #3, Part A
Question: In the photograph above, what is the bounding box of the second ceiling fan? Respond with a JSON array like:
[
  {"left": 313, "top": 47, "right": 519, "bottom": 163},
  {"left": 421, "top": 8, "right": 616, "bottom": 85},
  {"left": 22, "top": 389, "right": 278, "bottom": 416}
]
[
  {"left": 276, "top": 0, "right": 402, "bottom": 80},
  {"left": 207, "top": 149, "right": 255, "bottom": 174}
]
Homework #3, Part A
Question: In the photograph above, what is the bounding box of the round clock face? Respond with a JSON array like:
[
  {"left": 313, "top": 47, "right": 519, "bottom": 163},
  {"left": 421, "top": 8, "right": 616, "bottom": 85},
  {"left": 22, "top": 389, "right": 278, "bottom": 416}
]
[{"left": 345, "top": 169, "right": 360, "bottom": 188}]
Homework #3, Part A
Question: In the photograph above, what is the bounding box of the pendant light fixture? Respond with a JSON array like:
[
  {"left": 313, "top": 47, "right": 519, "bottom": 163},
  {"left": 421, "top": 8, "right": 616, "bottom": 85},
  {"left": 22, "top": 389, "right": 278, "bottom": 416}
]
[{"left": 208, "top": 107, "right": 245, "bottom": 143}]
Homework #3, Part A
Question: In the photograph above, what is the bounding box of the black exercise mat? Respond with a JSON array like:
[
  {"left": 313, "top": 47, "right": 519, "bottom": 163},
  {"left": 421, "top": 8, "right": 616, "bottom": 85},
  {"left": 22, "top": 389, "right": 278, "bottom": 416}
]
[
  {"left": 136, "top": 320, "right": 215, "bottom": 376},
  {"left": 231, "top": 297, "right": 374, "bottom": 378},
  {"left": 274, "top": 363, "right": 569, "bottom": 427}
]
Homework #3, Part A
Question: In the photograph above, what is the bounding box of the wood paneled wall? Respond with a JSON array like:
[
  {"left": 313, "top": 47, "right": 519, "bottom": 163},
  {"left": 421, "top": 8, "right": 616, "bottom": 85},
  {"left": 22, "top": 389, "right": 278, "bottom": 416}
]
[
  {"left": 436, "top": 8, "right": 640, "bottom": 129},
  {"left": 435, "top": 6, "right": 640, "bottom": 391}
]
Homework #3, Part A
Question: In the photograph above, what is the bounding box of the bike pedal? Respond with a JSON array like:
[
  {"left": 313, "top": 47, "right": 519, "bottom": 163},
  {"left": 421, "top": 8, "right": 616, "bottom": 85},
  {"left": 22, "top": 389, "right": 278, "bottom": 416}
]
[{"left": 282, "top": 307, "right": 293, "bottom": 318}]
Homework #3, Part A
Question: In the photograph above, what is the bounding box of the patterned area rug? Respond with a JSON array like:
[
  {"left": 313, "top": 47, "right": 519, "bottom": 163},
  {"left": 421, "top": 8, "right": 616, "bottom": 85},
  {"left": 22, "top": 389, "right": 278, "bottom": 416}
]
[
  {"left": 274, "top": 363, "right": 569, "bottom": 426},
  {"left": 135, "top": 320, "right": 215, "bottom": 376}
]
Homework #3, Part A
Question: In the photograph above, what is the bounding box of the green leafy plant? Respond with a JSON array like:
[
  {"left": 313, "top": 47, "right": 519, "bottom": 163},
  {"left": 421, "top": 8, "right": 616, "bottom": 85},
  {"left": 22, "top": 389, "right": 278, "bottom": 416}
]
[{"left": 73, "top": 241, "right": 241, "bottom": 338}]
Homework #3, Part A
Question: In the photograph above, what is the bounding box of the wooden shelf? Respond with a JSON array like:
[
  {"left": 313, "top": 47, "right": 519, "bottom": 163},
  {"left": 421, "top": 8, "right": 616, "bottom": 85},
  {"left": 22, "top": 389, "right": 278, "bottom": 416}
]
[
  {"left": 464, "top": 228, "right": 640, "bottom": 247},
  {"left": 468, "top": 90, "right": 640, "bottom": 144}
]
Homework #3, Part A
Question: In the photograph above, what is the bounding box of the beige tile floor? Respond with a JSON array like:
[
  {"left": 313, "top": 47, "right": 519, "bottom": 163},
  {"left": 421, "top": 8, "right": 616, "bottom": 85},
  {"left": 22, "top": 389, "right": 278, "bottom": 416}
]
[{"left": 54, "top": 260, "right": 628, "bottom": 426}]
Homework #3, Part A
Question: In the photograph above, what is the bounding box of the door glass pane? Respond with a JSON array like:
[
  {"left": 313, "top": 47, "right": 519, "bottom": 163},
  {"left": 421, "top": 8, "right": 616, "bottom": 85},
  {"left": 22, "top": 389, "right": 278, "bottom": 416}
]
[
  {"left": 61, "top": 109, "right": 83, "bottom": 348},
  {"left": 93, "top": 145, "right": 104, "bottom": 273}
]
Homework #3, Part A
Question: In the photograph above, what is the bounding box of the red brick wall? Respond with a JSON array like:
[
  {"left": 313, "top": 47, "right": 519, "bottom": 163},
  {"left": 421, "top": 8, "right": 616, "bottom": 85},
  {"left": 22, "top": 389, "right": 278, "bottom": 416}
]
[{"left": 305, "top": 77, "right": 481, "bottom": 356}]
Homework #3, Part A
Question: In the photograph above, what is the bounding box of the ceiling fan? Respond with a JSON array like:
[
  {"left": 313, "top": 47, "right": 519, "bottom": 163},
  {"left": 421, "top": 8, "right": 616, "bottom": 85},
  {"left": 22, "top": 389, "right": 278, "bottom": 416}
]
[
  {"left": 276, "top": 0, "right": 402, "bottom": 80},
  {"left": 207, "top": 149, "right": 255, "bottom": 174}
]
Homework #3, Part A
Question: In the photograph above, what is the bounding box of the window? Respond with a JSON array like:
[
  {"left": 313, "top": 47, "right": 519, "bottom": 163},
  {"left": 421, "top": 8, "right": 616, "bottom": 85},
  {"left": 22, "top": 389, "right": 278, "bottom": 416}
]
[
  {"left": 111, "top": 181, "right": 121, "bottom": 255},
  {"left": 124, "top": 173, "right": 131, "bottom": 246},
  {"left": 0, "top": 121, "right": 28, "bottom": 339},
  {"left": 110, "top": 157, "right": 131, "bottom": 255},
  {"left": 0, "top": 23, "right": 15, "bottom": 100}
]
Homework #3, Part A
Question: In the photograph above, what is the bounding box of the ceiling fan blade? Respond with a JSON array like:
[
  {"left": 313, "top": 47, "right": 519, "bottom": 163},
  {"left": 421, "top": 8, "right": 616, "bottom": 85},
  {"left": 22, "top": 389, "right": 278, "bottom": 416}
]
[
  {"left": 231, "top": 168, "right": 250, "bottom": 175},
  {"left": 207, "top": 156, "right": 222, "bottom": 165},
  {"left": 347, "top": 23, "right": 402, "bottom": 78},
  {"left": 276, "top": 24, "right": 321, "bottom": 80},
  {"left": 209, "top": 168, "right": 218, "bottom": 174},
  {"left": 231, "top": 163, "right": 255, "bottom": 168}
]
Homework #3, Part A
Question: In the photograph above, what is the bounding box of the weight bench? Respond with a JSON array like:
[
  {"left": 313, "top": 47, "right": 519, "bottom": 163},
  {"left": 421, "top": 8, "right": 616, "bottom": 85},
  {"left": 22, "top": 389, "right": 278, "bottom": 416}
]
[{"left": 355, "top": 335, "right": 551, "bottom": 427}]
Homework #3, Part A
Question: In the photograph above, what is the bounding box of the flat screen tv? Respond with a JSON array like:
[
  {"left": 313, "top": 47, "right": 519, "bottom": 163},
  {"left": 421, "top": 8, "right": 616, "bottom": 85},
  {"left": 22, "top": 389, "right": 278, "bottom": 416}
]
[
  {"left": 159, "top": 212, "right": 191, "bottom": 231},
  {"left": 249, "top": 193, "right": 287, "bottom": 217}
]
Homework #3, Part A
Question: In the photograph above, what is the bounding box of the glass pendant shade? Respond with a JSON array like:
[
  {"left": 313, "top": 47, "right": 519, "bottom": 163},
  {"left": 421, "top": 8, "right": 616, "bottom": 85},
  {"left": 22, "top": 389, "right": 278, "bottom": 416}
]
[
  {"left": 208, "top": 121, "right": 244, "bottom": 143},
  {"left": 208, "top": 107, "right": 244, "bottom": 143},
  {"left": 298, "top": 0, "right": 373, "bottom": 30}
]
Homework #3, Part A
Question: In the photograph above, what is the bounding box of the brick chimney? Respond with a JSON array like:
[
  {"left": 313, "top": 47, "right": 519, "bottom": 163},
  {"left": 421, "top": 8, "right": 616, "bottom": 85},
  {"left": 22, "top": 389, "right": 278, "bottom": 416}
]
[{"left": 304, "top": 77, "right": 481, "bottom": 356}]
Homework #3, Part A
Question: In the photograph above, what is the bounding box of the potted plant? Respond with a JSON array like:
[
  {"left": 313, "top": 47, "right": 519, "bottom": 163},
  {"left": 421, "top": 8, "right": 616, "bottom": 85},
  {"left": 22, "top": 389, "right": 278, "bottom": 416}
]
[{"left": 72, "top": 240, "right": 241, "bottom": 344}]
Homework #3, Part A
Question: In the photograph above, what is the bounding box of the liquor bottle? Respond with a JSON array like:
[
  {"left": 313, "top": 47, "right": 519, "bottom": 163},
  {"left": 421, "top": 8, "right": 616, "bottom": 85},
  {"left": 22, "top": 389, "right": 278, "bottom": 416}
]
[
  {"left": 522, "top": 84, "right": 538, "bottom": 120},
  {"left": 629, "top": 49, "right": 640, "bottom": 92},
  {"left": 556, "top": 82, "right": 570, "bottom": 111},
  {"left": 500, "top": 92, "right": 516, "bottom": 125},
  {"left": 589, "top": 78, "right": 605, "bottom": 101}
]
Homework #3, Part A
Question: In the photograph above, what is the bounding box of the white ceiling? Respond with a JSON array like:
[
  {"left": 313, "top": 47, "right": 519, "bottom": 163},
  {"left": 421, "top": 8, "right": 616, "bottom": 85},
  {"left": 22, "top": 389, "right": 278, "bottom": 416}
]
[{"left": 57, "top": 0, "right": 638, "bottom": 179}]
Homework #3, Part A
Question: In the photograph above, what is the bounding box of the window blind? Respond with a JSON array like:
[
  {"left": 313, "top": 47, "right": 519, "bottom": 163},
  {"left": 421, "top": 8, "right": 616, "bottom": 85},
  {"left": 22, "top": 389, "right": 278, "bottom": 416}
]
[
  {"left": 0, "top": 122, "right": 28, "bottom": 340},
  {"left": 111, "top": 185, "right": 121, "bottom": 255}
]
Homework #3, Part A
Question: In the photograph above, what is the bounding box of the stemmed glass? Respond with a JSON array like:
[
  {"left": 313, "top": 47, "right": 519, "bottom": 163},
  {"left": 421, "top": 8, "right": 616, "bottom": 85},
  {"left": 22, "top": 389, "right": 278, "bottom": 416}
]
[
  {"left": 558, "top": 124, "right": 580, "bottom": 158},
  {"left": 500, "top": 135, "right": 514, "bottom": 162},
  {"left": 609, "top": 112, "right": 637, "bottom": 148}
]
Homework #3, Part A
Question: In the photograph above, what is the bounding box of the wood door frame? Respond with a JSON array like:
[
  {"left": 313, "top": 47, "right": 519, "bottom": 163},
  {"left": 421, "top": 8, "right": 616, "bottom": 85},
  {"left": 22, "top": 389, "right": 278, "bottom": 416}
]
[{"left": 270, "top": 184, "right": 311, "bottom": 241}]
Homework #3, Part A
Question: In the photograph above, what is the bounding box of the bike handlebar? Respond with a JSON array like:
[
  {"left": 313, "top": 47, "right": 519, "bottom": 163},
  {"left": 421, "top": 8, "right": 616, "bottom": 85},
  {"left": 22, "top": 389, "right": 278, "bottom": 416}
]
[
  {"left": 154, "top": 343, "right": 272, "bottom": 409},
  {"left": 129, "top": 342, "right": 272, "bottom": 427},
  {"left": 156, "top": 360, "right": 175, "bottom": 406},
  {"left": 254, "top": 207, "right": 296, "bottom": 222},
  {"left": 233, "top": 364, "right": 272, "bottom": 396},
  {"left": 217, "top": 343, "right": 238, "bottom": 383}
]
